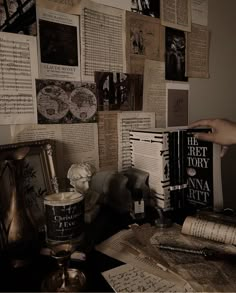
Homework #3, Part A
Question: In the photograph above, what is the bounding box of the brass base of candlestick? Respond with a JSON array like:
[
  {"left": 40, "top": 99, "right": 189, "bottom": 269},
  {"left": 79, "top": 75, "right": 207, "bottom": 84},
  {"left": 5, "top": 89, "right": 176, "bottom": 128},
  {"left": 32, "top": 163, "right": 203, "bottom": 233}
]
[{"left": 41, "top": 268, "right": 86, "bottom": 292}]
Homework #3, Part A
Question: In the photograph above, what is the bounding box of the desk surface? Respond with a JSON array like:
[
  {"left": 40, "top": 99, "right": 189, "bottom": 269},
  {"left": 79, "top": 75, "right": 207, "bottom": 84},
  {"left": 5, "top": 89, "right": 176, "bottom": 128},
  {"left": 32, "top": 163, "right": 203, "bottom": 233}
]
[
  {"left": 2, "top": 206, "right": 234, "bottom": 292},
  {"left": 0, "top": 207, "right": 133, "bottom": 292},
  {"left": 0, "top": 250, "right": 123, "bottom": 292}
]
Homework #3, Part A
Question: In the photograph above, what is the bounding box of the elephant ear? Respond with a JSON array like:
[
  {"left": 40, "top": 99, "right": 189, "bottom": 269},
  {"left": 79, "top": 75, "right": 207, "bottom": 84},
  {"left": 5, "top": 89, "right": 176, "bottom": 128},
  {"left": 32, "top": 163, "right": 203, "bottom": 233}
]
[
  {"left": 12, "top": 146, "right": 30, "bottom": 160},
  {"left": 103, "top": 173, "right": 132, "bottom": 214}
]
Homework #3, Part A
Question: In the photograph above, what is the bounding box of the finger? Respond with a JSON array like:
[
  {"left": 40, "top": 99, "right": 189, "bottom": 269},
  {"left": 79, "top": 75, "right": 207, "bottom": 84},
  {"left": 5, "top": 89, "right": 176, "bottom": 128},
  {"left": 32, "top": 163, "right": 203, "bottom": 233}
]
[
  {"left": 194, "top": 132, "right": 215, "bottom": 142},
  {"left": 189, "top": 119, "right": 213, "bottom": 128},
  {"left": 220, "top": 146, "right": 229, "bottom": 157}
]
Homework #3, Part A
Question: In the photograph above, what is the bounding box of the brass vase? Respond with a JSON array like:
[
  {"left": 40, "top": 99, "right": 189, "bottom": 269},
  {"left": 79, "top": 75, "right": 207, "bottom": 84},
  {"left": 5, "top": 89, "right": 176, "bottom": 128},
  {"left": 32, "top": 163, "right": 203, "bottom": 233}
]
[{"left": 0, "top": 146, "right": 39, "bottom": 268}]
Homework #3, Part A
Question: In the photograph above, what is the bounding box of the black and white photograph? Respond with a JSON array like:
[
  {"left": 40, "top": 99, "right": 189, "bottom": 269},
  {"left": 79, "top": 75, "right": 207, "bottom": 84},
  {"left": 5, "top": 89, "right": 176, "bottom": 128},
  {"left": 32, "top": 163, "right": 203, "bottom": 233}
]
[
  {"left": 39, "top": 20, "right": 78, "bottom": 67},
  {"left": 95, "top": 71, "right": 143, "bottom": 111},
  {"left": 0, "top": 0, "right": 36, "bottom": 35},
  {"left": 131, "top": 0, "right": 160, "bottom": 18},
  {"left": 165, "top": 27, "right": 188, "bottom": 82},
  {"left": 36, "top": 79, "right": 97, "bottom": 124},
  {"left": 36, "top": 6, "right": 81, "bottom": 81}
]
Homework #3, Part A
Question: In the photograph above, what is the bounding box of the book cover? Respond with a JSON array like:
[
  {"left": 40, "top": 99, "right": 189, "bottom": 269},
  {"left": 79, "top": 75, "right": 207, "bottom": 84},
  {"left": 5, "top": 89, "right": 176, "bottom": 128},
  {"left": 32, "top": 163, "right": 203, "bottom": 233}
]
[
  {"left": 169, "top": 130, "right": 188, "bottom": 210},
  {"left": 129, "top": 127, "right": 223, "bottom": 213},
  {"left": 186, "top": 128, "right": 223, "bottom": 212}
]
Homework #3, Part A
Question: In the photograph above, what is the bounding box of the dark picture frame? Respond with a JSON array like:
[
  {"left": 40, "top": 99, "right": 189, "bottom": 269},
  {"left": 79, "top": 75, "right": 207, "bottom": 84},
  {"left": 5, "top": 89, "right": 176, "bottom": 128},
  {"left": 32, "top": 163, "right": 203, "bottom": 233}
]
[{"left": 0, "top": 139, "right": 58, "bottom": 231}]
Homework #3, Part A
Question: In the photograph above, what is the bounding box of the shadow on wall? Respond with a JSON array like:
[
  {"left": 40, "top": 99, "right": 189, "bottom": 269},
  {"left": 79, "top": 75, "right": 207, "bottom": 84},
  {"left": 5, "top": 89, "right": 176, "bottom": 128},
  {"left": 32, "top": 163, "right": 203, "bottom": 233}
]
[{"left": 221, "top": 145, "right": 236, "bottom": 210}]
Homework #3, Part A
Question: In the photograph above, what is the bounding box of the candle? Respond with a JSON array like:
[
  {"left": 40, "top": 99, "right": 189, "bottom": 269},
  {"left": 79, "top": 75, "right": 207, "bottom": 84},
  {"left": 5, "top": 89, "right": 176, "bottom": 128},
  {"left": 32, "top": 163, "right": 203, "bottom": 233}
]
[{"left": 44, "top": 192, "right": 84, "bottom": 244}]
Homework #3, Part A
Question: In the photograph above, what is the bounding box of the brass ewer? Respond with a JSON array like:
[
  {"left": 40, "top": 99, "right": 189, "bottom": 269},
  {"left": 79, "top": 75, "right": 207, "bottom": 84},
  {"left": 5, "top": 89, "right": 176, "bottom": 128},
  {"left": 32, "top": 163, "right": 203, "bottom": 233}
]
[{"left": 0, "top": 146, "right": 39, "bottom": 268}]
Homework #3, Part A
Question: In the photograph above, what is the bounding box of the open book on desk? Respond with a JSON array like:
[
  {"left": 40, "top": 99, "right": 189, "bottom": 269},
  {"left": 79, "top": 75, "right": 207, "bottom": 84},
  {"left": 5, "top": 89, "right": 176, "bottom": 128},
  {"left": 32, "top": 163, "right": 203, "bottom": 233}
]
[
  {"left": 181, "top": 213, "right": 236, "bottom": 245},
  {"left": 149, "top": 221, "right": 236, "bottom": 292}
]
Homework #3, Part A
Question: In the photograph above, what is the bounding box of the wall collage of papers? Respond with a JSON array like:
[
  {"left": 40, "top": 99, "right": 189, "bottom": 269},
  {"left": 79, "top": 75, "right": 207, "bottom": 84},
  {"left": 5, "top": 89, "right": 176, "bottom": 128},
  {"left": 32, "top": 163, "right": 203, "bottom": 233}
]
[{"left": 0, "top": 0, "right": 210, "bottom": 178}]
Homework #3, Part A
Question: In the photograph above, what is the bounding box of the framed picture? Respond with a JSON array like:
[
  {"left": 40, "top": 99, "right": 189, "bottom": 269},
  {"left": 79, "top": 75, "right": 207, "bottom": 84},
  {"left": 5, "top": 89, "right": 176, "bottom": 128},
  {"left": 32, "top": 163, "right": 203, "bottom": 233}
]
[{"left": 0, "top": 139, "right": 58, "bottom": 232}]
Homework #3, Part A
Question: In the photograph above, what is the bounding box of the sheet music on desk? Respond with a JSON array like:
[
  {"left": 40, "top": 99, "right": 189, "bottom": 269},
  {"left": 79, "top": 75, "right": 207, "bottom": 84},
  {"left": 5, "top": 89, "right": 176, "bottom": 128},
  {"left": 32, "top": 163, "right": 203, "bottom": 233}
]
[{"left": 102, "top": 263, "right": 193, "bottom": 292}]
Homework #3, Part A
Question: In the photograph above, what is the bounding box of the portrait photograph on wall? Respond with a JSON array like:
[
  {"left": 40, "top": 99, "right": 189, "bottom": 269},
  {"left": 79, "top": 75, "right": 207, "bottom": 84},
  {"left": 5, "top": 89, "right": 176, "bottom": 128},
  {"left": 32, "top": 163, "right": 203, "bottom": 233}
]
[
  {"left": 165, "top": 27, "right": 188, "bottom": 82},
  {"left": 95, "top": 71, "right": 143, "bottom": 111},
  {"left": 131, "top": 0, "right": 160, "bottom": 18},
  {"left": 39, "top": 20, "right": 78, "bottom": 67}
]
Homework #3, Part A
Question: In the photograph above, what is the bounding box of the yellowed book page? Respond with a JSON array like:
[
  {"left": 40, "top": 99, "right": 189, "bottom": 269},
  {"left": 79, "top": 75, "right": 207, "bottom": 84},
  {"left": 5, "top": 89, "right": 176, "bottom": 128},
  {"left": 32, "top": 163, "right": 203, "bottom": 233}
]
[
  {"left": 182, "top": 216, "right": 236, "bottom": 245},
  {"left": 126, "top": 11, "right": 164, "bottom": 74},
  {"left": 143, "top": 60, "right": 166, "bottom": 127},
  {"left": 160, "top": 0, "right": 191, "bottom": 32},
  {"left": 191, "top": 0, "right": 208, "bottom": 26},
  {"left": 98, "top": 111, "right": 118, "bottom": 171},
  {"left": 117, "top": 111, "right": 155, "bottom": 171},
  {"left": 36, "top": 0, "right": 79, "bottom": 13},
  {"left": 186, "top": 23, "right": 210, "bottom": 78},
  {"left": 10, "top": 123, "right": 99, "bottom": 178}
]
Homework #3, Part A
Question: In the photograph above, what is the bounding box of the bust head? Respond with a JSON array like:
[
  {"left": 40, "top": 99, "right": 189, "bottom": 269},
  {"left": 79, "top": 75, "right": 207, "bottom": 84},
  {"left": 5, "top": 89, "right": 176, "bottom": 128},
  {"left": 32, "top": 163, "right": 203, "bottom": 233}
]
[{"left": 67, "top": 163, "right": 96, "bottom": 194}]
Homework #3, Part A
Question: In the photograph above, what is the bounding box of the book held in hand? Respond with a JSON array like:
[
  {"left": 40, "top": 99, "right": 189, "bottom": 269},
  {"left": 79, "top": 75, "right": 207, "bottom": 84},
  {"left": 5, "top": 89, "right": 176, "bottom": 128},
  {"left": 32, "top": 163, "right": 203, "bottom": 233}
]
[{"left": 129, "top": 127, "right": 223, "bottom": 213}]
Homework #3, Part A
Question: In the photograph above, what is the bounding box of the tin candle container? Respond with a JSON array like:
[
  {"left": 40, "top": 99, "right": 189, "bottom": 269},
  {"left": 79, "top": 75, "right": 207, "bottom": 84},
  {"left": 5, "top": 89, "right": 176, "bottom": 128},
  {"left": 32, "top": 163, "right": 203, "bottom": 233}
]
[{"left": 44, "top": 192, "right": 84, "bottom": 245}]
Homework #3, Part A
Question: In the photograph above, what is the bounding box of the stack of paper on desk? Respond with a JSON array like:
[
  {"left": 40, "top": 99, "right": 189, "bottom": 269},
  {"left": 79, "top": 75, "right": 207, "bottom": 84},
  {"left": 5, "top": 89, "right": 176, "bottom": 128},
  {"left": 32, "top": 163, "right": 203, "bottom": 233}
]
[
  {"left": 95, "top": 228, "right": 194, "bottom": 292},
  {"left": 96, "top": 223, "right": 236, "bottom": 292}
]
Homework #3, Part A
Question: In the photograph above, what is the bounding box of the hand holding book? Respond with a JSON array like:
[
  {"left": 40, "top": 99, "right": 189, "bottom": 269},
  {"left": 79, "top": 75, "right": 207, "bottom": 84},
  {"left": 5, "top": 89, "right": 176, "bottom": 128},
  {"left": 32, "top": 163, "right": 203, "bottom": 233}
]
[{"left": 189, "top": 118, "right": 236, "bottom": 150}]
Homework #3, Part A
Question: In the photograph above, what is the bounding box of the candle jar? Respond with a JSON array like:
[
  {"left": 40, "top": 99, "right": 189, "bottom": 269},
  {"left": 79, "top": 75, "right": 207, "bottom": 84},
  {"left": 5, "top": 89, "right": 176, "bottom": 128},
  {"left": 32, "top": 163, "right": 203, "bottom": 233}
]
[{"left": 43, "top": 192, "right": 85, "bottom": 246}]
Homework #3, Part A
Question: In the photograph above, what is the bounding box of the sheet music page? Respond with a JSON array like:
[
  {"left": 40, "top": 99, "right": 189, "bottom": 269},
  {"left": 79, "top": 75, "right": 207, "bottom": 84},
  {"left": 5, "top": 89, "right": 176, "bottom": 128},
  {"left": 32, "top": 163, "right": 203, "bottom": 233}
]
[
  {"left": 98, "top": 111, "right": 118, "bottom": 171},
  {"left": 36, "top": 6, "right": 81, "bottom": 81},
  {"left": 143, "top": 60, "right": 166, "bottom": 127},
  {"left": 78, "top": 0, "right": 126, "bottom": 81},
  {"left": 102, "top": 263, "right": 193, "bottom": 292},
  {"left": 186, "top": 24, "right": 210, "bottom": 78},
  {"left": 182, "top": 216, "right": 236, "bottom": 245},
  {"left": 10, "top": 123, "right": 99, "bottom": 178},
  {"left": 191, "top": 0, "right": 208, "bottom": 26},
  {"left": 126, "top": 11, "right": 164, "bottom": 75},
  {"left": 0, "top": 32, "right": 38, "bottom": 125},
  {"left": 160, "top": 0, "right": 191, "bottom": 32},
  {"left": 117, "top": 112, "right": 155, "bottom": 171}
]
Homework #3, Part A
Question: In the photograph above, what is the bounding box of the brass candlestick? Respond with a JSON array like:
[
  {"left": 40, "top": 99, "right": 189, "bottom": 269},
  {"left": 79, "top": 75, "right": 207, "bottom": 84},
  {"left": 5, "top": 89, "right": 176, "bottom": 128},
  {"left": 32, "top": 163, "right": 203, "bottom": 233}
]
[{"left": 41, "top": 243, "right": 86, "bottom": 292}]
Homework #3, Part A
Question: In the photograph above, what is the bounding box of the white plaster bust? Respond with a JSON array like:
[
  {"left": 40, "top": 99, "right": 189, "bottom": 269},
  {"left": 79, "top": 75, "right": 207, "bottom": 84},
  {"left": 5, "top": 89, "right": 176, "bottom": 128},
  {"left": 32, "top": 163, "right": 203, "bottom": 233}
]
[{"left": 67, "top": 163, "right": 96, "bottom": 194}]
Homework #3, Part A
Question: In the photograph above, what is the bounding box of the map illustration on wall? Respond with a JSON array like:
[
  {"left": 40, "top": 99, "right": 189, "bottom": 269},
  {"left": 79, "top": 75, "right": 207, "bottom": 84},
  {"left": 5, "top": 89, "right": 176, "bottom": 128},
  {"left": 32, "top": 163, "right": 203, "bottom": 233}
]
[{"left": 36, "top": 79, "right": 97, "bottom": 124}]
